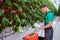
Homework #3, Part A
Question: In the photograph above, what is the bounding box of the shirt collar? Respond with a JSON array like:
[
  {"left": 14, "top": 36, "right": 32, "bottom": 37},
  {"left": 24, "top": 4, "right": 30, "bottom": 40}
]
[{"left": 45, "top": 9, "right": 50, "bottom": 16}]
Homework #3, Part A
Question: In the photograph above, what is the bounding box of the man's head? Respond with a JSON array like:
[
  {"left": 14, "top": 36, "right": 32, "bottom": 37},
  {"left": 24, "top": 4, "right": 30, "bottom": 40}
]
[{"left": 40, "top": 4, "right": 48, "bottom": 13}]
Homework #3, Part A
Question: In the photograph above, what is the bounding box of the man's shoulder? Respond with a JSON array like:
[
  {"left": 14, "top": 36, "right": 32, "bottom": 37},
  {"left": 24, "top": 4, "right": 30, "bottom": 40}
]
[
  {"left": 47, "top": 10, "right": 54, "bottom": 15},
  {"left": 48, "top": 10, "right": 54, "bottom": 13}
]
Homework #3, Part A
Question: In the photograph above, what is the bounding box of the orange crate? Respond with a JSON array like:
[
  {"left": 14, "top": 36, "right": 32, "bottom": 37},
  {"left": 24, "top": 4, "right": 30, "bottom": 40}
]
[{"left": 24, "top": 32, "right": 38, "bottom": 40}]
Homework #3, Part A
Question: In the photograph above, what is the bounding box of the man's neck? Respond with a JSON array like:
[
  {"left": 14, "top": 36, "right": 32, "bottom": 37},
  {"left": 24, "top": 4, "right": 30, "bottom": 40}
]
[{"left": 47, "top": 9, "right": 49, "bottom": 13}]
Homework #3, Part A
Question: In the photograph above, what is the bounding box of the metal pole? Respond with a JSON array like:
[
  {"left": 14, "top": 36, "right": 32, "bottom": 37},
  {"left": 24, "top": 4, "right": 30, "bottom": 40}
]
[{"left": 2, "top": 33, "right": 3, "bottom": 40}]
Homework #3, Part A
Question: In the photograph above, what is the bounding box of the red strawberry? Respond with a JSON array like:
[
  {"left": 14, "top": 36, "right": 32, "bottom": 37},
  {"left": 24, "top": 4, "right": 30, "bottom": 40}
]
[
  {"left": 25, "top": 4, "right": 29, "bottom": 8},
  {"left": 2, "top": 9, "right": 5, "bottom": 14},
  {"left": 25, "top": 11, "right": 28, "bottom": 15}
]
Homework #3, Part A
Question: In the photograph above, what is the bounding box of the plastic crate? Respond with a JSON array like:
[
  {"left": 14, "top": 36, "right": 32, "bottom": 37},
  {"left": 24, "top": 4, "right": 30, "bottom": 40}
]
[{"left": 24, "top": 32, "right": 38, "bottom": 40}]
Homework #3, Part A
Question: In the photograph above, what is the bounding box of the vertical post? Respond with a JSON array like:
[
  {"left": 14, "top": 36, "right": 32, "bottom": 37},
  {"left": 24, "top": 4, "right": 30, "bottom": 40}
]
[{"left": 2, "top": 33, "right": 3, "bottom": 40}]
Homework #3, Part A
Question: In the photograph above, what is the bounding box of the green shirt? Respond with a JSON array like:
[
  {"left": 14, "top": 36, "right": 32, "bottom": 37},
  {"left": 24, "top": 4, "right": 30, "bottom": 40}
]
[{"left": 45, "top": 10, "right": 54, "bottom": 25}]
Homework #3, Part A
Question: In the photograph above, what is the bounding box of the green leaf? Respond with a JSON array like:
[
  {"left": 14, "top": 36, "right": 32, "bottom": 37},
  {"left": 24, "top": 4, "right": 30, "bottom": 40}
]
[
  {"left": 21, "top": 13, "right": 27, "bottom": 19},
  {"left": 14, "top": 14, "right": 19, "bottom": 20},
  {"left": 28, "top": 9, "right": 33, "bottom": 15},
  {"left": 21, "top": 19, "right": 27, "bottom": 26},
  {"left": 29, "top": 6, "right": 33, "bottom": 9},
  {"left": 16, "top": 18, "right": 21, "bottom": 25},
  {"left": 18, "top": 7, "right": 22, "bottom": 12},
  {"left": 18, "top": 0, "right": 21, "bottom": 2},
  {"left": 13, "top": 14, "right": 21, "bottom": 26},
  {"left": 22, "top": 5, "right": 26, "bottom": 8},
  {"left": 12, "top": 3, "right": 18, "bottom": 8},
  {"left": 14, "top": 26, "right": 23, "bottom": 33},
  {"left": 0, "top": 9, "right": 2, "bottom": 16},
  {"left": 20, "top": 0, "right": 27, "bottom": 4},
  {"left": 58, "top": 4, "right": 60, "bottom": 15},
  {"left": 30, "top": 20, "right": 35, "bottom": 28},
  {"left": 31, "top": 9, "right": 35, "bottom": 13},
  {"left": 17, "top": 26, "right": 23, "bottom": 34},
  {"left": 5, "top": 1, "right": 12, "bottom": 6},
  {"left": 1, "top": 17, "right": 9, "bottom": 27}
]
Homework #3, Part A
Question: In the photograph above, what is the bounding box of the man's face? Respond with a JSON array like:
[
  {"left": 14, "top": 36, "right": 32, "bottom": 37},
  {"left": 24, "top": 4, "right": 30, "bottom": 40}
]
[{"left": 40, "top": 7, "right": 47, "bottom": 13}]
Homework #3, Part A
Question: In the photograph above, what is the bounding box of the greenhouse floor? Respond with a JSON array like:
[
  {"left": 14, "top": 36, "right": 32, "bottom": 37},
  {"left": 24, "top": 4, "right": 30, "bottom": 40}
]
[
  {"left": 53, "top": 16, "right": 60, "bottom": 40},
  {"left": 0, "top": 16, "right": 60, "bottom": 40}
]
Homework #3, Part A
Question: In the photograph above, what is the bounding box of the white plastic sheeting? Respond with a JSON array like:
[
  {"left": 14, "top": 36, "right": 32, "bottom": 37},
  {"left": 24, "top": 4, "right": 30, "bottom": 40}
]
[{"left": 50, "top": 0, "right": 60, "bottom": 9}]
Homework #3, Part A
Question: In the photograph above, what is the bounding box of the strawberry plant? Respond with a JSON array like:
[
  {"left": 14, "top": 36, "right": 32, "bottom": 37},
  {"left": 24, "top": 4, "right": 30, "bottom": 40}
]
[
  {"left": 21, "top": 19, "right": 27, "bottom": 27},
  {"left": 18, "top": 7, "right": 22, "bottom": 13},
  {"left": 1, "top": 17, "right": 9, "bottom": 27},
  {"left": 13, "top": 14, "right": 21, "bottom": 26},
  {"left": 0, "top": 17, "right": 9, "bottom": 33},
  {"left": 0, "top": 9, "right": 2, "bottom": 16},
  {"left": 5, "top": 0, "right": 11, "bottom": 6},
  {"left": 12, "top": 3, "right": 18, "bottom": 8}
]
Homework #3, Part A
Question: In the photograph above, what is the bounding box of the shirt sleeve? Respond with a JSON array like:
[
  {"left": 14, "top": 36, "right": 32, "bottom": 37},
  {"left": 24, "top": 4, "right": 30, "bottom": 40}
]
[{"left": 47, "top": 13, "right": 54, "bottom": 21}]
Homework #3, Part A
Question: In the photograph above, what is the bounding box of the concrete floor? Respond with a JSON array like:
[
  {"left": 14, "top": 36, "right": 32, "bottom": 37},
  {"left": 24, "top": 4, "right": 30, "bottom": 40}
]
[{"left": 53, "top": 17, "right": 60, "bottom": 40}]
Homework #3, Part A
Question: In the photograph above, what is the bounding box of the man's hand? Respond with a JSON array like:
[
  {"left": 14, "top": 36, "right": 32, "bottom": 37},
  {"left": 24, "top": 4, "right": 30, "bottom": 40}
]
[
  {"left": 39, "top": 25, "right": 44, "bottom": 29},
  {"left": 40, "top": 21, "right": 53, "bottom": 29}
]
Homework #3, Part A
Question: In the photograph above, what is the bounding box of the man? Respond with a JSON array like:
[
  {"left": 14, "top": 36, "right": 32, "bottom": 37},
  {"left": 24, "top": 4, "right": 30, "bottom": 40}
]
[{"left": 40, "top": 4, "right": 54, "bottom": 40}]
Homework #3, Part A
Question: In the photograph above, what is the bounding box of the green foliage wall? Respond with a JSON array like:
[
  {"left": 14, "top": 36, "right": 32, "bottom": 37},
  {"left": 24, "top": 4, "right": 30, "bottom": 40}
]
[
  {"left": 58, "top": 4, "right": 60, "bottom": 16},
  {"left": 0, "top": 0, "right": 57, "bottom": 33}
]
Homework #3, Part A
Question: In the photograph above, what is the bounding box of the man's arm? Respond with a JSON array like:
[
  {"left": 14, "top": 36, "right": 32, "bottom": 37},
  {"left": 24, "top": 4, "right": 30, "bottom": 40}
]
[
  {"left": 40, "top": 21, "right": 53, "bottom": 29},
  {"left": 43, "top": 21, "right": 53, "bottom": 28},
  {"left": 43, "top": 12, "right": 54, "bottom": 29},
  {"left": 40, "top": 12, "right": 54, "bottom": 29}
]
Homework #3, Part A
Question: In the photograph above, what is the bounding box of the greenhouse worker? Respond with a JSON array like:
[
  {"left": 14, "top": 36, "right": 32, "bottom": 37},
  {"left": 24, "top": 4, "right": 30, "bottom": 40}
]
[{"left": 39, "top": 4, "right": 54, "bottom": 40}]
